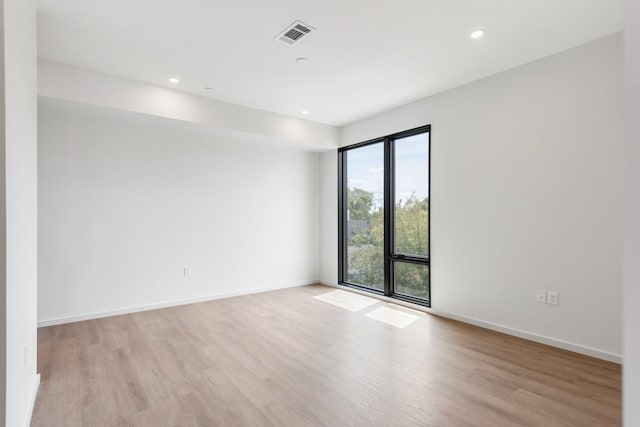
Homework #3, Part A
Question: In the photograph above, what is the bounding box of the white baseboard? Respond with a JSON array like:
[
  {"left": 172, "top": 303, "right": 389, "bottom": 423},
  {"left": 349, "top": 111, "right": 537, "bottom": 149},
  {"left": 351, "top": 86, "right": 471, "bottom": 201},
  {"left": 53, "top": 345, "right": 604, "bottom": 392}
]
[
  {"left": 429, "top": 310, "right": 622, "bottom": 363},
  {"left": 24, "top": 373, "right": 40, "bottom": 427},
  {"left": 318, "top": 280, "right": 622, "bottom": 364},
  {"left": 38, "top": 280, "right": 317, "bottom": 327}
]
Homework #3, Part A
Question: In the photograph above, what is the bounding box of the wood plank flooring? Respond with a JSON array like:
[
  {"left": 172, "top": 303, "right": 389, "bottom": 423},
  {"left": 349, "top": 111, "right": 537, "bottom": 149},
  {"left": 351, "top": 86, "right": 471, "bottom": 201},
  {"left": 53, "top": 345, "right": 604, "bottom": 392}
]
[{"left": 33, "top": 284, "right": 621, "bottom": 426}]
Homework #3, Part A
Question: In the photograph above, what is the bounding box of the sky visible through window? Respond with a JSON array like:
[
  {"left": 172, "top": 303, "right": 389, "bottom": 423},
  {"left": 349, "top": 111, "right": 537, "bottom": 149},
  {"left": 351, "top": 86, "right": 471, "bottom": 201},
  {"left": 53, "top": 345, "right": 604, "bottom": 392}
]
[{"left": 346, "top": 133, "right": 429, "bottom": 210}]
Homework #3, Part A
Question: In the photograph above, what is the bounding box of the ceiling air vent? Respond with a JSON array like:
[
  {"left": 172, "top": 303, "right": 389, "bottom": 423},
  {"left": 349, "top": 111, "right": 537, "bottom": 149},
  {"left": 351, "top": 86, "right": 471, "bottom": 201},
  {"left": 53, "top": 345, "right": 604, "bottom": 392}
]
[{"left": 275, "top": 21, "right": 316, "bottom": 46}]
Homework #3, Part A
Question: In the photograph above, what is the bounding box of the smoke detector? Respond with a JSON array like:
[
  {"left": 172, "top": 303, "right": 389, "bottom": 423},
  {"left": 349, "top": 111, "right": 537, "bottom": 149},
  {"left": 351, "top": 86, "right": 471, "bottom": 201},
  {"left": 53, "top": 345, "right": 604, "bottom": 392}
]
[{"left": 275, "top": 21, "right": 316, "bottom": 46}]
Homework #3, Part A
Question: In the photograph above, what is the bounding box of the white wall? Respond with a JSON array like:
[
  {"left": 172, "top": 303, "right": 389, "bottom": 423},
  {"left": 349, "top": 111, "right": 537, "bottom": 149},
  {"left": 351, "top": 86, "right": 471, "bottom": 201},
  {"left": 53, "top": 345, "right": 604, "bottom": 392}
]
[
  {"left": 322, "top": 34, "right": 624, "bottom": 361},
  {"left": 0, "top": 2, "right": 6, "bottom": 421},
  {"left": 319, "top": 151, "right": 337, "bottom": 284},
  {"left": 1, "top": 0, "right": 39, "bottom": 425},
  {"left": 38, "top": 99, "right": 319, "bottom": 324},
  {"left": 624, "top": 0, "right": 640, "bottom": 423}
]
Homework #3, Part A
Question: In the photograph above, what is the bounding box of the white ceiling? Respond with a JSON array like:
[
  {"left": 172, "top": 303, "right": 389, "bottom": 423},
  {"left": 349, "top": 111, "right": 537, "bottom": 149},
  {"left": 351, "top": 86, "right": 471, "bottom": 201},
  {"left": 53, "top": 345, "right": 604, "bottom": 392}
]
[{"left": 36, "top": 0, "right": 622, "bottom": 126}]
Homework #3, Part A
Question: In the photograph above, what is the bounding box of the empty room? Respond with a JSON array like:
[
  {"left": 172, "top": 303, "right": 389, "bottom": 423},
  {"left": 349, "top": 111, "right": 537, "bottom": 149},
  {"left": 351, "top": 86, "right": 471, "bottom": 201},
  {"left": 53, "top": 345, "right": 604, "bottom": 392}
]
[{"left": 1, "top": 0, "right": 639, "bottom": 426}]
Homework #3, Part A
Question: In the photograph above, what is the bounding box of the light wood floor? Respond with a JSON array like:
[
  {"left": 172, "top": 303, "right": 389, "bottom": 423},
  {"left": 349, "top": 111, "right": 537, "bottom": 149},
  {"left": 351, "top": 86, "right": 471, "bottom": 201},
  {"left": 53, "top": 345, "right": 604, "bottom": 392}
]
[{"left": 33, "top": 284, "right": 621, "bottom": 426}]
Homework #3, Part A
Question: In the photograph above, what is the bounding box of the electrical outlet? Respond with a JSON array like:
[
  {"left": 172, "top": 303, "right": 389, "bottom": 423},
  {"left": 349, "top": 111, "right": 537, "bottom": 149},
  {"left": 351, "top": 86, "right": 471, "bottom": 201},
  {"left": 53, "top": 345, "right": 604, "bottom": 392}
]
[
  {"left": 536, "top": 289, "right": 547, "bottom": 304},
  {"left": 184, "top": 266, "right": 191, "bottom": 277},
  {"left": 548, "top": 291, "right": 559, "bottom": 305}
]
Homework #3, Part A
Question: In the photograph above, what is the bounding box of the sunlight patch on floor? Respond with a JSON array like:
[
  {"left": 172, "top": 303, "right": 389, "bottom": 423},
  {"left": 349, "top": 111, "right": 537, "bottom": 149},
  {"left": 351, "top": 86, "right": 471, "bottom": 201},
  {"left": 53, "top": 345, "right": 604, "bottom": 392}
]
[
  {"left": 366, "top": 306, "right": 420, "bottom": 328},
  {"left": 388, "top": 303, "right": 426, "bottom": 315},
  {"left": 313, "top": 289, "right": 380, "bottom": 312}
]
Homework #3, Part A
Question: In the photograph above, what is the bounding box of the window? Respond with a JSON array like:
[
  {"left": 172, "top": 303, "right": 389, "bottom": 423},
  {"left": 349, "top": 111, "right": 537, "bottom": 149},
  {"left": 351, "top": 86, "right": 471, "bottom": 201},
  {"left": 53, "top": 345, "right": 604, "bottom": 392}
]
[{"left": 338, "top": 126, "right": 430, "bottom": 306}]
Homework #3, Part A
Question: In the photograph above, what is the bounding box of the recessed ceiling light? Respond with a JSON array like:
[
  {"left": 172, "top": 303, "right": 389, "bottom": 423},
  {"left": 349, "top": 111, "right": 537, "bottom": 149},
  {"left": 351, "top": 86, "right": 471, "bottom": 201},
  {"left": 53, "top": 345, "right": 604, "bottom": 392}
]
[
  {"left": 302, "top": 110, "right": 310, "bottom": 115},
  {"left": 168, "top": 77, "right": 180, "bottom": 84},
  {"left": 470, "top": 30, "right": 485, "bottom": 39}
]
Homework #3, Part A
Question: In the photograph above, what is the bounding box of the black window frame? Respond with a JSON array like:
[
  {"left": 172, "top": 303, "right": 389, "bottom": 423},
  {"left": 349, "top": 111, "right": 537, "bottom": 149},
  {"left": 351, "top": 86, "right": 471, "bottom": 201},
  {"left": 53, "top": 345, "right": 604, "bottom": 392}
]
[{"left": 338, "top": 125, "right": 431, "bottom": 307}]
